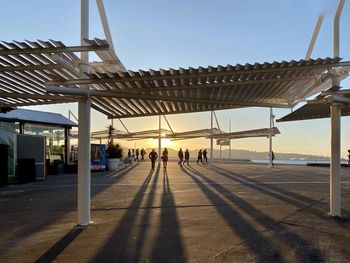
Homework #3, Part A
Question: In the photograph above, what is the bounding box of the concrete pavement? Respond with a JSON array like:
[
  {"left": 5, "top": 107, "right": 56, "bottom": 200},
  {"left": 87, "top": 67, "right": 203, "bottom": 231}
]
[{"left": 1, "top": 161, "right": 350, "bottom": 262}]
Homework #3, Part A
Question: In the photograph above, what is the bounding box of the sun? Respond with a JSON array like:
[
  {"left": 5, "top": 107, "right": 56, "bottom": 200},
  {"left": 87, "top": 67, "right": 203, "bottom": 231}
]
[{"left": 151, "top": 138, "right": 173, "bottom": 148}]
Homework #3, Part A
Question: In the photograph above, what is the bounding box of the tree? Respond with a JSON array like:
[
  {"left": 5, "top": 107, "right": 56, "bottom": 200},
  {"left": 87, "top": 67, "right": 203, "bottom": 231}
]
[{"left": 106, "top": 125, "right": 123, "bottom": 159}]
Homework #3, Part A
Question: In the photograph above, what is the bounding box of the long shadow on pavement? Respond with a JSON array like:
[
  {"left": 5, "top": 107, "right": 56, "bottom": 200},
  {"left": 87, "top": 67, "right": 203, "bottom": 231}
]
[
  {"left": 34, "top": 226, "right": 85, "bottom": 263},
  {"left": 0, "top": 163, "right": 141, "bottom": 253},
  {"left": 90, "top": 164, "right": 159, "bottom": 262},
  {"left": 131, "top": 164, "right": 161, "bottom": 262},
  {"left": 181, "top": 166, "right": 283, "bottom": 263},
  {"left": 207, "top": 164, "right": 350, "bottom": 217},
  {"left": 151, "top": 168, "right": 185, "bottom": 262},
  {"left": 187, "top": 165, "right": 325, "bottom": 262}
]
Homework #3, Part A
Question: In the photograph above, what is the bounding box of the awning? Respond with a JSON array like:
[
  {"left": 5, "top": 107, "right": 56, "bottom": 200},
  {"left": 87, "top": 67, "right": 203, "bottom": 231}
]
[
  {"left": 277, "top": 103, "right": 350, "bottom": 122},
  {"left": 0, "top": 108, "right": 77, "bottom": 128},
  {"left": 207, "top": 127, "right": 280, "bottom": 139}
]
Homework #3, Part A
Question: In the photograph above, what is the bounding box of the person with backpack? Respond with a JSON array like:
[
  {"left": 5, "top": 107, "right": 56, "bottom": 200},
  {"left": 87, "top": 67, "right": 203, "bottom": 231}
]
[
  {"left": 140, "top": 148, "right": 146, "bottom": 162},
  {"left": 178, "top": 148, "right": 184, "bottom": 165},
  {"left": 197, "top": 149, "right": 203, "bottom": 164},
  {"left": 149, "top": 149, "right": 158, "bottom": 170},
  {"left": 162, "top": 148, "right": 169, "bottom": 169},
  {"left": 135, "top": 148, "right": 140, "bottom": 162},
  {"left": 203, "top": 149, "right": 208, "bottom": 163},
  {"left": 183, "top": 149, "right": 190, "bottom": 165}
]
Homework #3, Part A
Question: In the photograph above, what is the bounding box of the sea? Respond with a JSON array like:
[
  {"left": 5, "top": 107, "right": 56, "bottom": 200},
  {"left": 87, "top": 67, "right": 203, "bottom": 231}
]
[{"left": 251, "top": 159, "right": 348, "bottom": 165}]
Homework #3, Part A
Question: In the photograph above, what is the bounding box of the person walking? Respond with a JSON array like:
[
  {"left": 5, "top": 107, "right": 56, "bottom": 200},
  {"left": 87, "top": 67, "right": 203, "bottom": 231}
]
[
  {"left": 132, "top": 149, "right": 136, "bottom": 161},
  {"left": 183, "top": 149, "right": 190, "bottom": 165},
  {"left": 149, "top": 149, "right": 158, "bottom": 170},
  {"left": 197, "top": 149, "right": 203, "bottom": 164},
  {"left": 162, "top": 148, "right": 169, "bottom": 169},
  {"left": 203, "top": 149, "right": 208, "bottom": 163},
  {"left": 140, "top": 148, "right": 146, "bottom": 162},
  {"left": 128, "top": 149, "right": 131, "bottom": 158},
  {"left": 136, "top": 148, "right": 140, "bottom": 162},
  {"left": 271, "top": 151, "right": 275, "bottom": 166},
  {"left": 178, "top": 148, "right": 184, "bottom": 165}
]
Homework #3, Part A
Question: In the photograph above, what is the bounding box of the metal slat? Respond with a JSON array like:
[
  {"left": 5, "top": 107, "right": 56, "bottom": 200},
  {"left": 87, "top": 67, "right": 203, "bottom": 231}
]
[{"left": 0, "top": 41, "right": 109, "bottom": 55}]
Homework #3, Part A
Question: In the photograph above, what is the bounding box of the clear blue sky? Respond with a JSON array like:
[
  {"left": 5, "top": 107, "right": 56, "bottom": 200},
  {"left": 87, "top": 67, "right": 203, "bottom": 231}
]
[{"left": 1, "top": 0, "right": 350, "bottom": 157}]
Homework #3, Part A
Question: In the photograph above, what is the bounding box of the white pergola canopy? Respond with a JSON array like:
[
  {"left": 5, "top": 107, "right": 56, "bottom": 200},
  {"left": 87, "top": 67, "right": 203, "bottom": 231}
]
[
  {"left": 208, "top": 127, "right": 280, "bottom": 140},
  {"left": 278, "top": 86, "right": 350, "bottom": 122},
  {"left": 0, "top": 39, "right": 348, "bottom": 118},
  {"left": 0, "top": 39, "right": 348, "bottom": 224}
]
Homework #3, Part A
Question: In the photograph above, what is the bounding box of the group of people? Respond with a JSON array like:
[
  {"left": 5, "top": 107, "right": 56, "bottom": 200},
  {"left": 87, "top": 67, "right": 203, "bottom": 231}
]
[
  {"left": 145, "top": 148, "right": 210, "bottom": 170},
  {"left": 127, "top": 148, "right": 147, "bottom": 162},
  {"left": 177, "top": 148, "right": 208, "bottom": 165},
  {"left": 146, "top": 148, "right": 171, "bottom": 170}
]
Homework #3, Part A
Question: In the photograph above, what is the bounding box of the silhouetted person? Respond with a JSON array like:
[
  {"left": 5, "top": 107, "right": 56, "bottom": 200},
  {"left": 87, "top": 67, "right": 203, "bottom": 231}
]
[
  {"left": 178, "top": 148, "right": 184, "bottom": 165},
  {"left": 348, "top": 150, "right": 350, "bottom": 167},
  {"left": 149, "top": 149, "right": 158, "bottom": 170},
  {"left": 183, "top": 149, "right": 190, "bottom": 165},
  {"left": 271, "top": 151, "right": 275, "bottom": 166},
  {"left": 140, "top": 148, "right": 146, "bottom": 162},
  {"left": 197, "top": 149, "right": 203, "bottom": 163},
  {"left": 128, "top": 149, "right": 131, "bottom": 158},
  {"left": 162, "top": 148, "right": 169, "bottom": 169},
  {"left": 136, "top": 148, "right": 140, "bottom": 162},
  {"left": 203, "top": 149, "right": 208, "bottom": 163}
]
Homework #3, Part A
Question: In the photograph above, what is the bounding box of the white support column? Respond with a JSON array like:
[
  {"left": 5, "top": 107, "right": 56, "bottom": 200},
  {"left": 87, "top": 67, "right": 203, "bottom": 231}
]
[
  {"left": 328, "top": 0, "right": 344, "bottom": 216},
  {"left": 305, "top": 14, "right": 324, "bottom": 60},
  {"left": 330, "top": 104, "right": 341, "bottom": 217},
  {"left": 220, "top": 145, "right": 222, "bottom": 163},
  {"left": 268, "top": 108, "right": 273, "bottom": 168},
  {"left": 77, "top": 0, "right": 91, "bottom": 226},
  {"left": 158, "top": 115, "right": 161, "bottom": 162},
  {"left": 334, "top": 0, "right": 345, "bottom": 58},
  {"left": 210, "top": 111, "right": 213, "bottom": 163},
  {"left": 330, "top": 71, "right": 341, "bottom": 217},
  {"left": 229, "top": 118, "right": 231, "bottom": 160}
]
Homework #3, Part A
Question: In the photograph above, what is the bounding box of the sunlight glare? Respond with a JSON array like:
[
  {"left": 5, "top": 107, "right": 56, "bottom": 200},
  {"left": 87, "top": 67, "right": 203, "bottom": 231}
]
[{"left": 152, "top": 138, "right": 173, "bottom": 148}]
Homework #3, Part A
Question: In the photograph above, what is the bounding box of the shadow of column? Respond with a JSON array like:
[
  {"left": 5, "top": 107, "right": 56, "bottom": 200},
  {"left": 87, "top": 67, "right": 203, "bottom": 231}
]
[
  {"left": 90, "top": 165, "right": 159, "bottom": 262},
  {"left": 181, "top": 166, "right": 283, "bottom": 262},
  {"left": 34, "top": 226, "right": 85, "bottom": 263},
  {"left": 207, "top": 164, "right": 350, "bottom": 216},
  {"left": 131, "top": 163, "right": 161, "bottom": 262},
  {"left": 151, "top": 168, "right": 186, "bottom": 262},
  {"left": 187, "top": 165, "right": 324, "bottom": 262}
]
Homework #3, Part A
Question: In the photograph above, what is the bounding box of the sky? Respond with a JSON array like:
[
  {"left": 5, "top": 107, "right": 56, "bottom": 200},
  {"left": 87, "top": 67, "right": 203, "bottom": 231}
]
[{"left": 1, "top": 0, "right": 350, "bottom": 158}]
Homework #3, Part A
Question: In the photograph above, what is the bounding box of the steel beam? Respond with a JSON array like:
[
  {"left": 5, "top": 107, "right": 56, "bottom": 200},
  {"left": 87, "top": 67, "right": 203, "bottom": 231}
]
[
  {"left": 334, "top": 0, "right": 345, "bottom": 57},
  {"left": 305, "top": 15, "right": 324, "bottom": 60},
  {"left": 0, "top": 92, "right": 76, "bottom": 101},
  {"left": 0, "top": 43, "right": 109, "bottom": 56},
  {"left": 45, "top": 86, "right": 291, "bottom": 108},
  {"left": 0, "top": 64, "right": 67, "bottom": 72},
  {"left": 45, "top": 62, "right": 346, "bottom": 87}
]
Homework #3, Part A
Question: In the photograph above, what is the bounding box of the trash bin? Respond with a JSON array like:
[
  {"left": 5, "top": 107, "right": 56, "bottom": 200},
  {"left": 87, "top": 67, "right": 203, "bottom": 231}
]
[
  {"left": 17, "top": 158, "right": 36, "bottom": 183},
  {"left": 54, "top": 160, "right": 64, "bottom": 175},
  {"left": 0, "top": 144, "right": 8, "bottom": 186}
]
